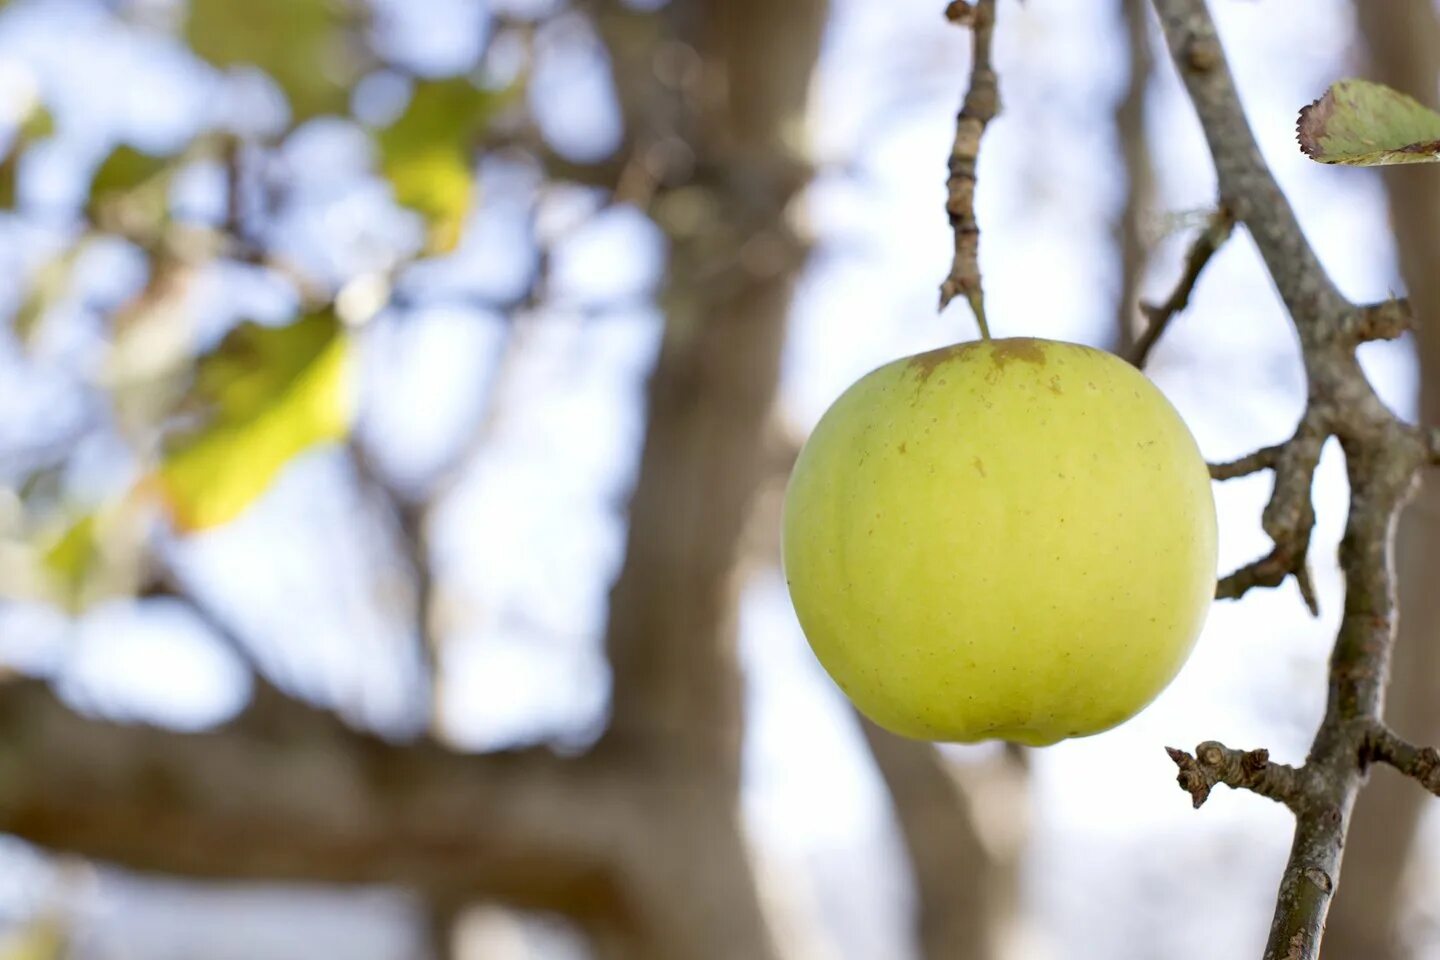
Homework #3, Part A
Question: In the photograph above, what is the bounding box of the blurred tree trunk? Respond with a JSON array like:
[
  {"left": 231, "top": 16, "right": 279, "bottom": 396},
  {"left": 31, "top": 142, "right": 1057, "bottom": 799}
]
[
  {"left": 0, "top": 1, "right": 827, "bottom": 957},
  {"left": 1112, "top": 0, "right": 1154, "bottom": 354},
  {"left": 1325, "top": 5, "right": 1440, "bottom": 958},
  {"left": 585, "top": 1, "right": 824, "bottom": 956},
  {"left": 862, "top": 722, "right": 1027, "bottom": 960}
]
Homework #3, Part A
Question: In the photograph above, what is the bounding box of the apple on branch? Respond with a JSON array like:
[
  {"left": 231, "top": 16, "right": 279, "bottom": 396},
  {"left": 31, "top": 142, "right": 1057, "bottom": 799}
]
[{"left": 781, "top": 338, "right": 1217, "bottom": 746}]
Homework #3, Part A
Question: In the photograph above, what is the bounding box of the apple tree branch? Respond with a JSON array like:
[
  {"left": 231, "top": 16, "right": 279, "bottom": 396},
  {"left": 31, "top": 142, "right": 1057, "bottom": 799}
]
[{"left": 1150, "top": 1, "right": 1440, "bottom": 958}]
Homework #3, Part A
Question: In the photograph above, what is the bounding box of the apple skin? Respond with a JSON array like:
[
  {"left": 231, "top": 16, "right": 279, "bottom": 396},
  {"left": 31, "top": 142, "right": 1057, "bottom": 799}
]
[{"left": 781, "top": 337, "right": 1217, "bottom": 746}]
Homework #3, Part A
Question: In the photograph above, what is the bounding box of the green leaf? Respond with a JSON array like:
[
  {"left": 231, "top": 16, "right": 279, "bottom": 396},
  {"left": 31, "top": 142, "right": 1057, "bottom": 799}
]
[
  {"left": 376, "top": 79, "right": 503, "bottom": 254},
  {"left": 0, "top": 104, "right": 54, "bottom": 210},
  {"left": 156, "top": 310, "right": 355, "bottom": 531},
  {"left": 40, "top": 512, "right": 100, "bottom": 612},
  {"left": 91, "top": 144, "right": 170, "bottom": 198},
  {"left": 1298, "top": 78, "right": 1440, "bottom": 166},
  {"left": 18, "top": 104, "right": 54, "bottom": 142},
  {"left": 185, "top": 0, "right": 356, "bottom": 122},
  {"left": 0, "top": 152, "right": 17, "bottom": 211}
]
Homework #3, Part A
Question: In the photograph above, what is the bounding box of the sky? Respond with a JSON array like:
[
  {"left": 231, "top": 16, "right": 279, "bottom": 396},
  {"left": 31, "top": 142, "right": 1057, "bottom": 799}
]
[{"left": 0, "top": 0, "right": 1434, "bottom": 958}]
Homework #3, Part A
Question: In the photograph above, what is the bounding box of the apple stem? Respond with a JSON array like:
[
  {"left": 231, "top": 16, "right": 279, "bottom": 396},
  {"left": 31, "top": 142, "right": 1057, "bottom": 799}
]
[{"left": 968, "top": 291, "right": 992, "bottom": 340}]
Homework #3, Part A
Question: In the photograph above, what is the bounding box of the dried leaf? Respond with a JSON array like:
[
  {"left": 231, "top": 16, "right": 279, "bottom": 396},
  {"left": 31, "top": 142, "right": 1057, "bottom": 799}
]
[{"left": 1298, "top": 78, "right": 1440, "bottom": 166}]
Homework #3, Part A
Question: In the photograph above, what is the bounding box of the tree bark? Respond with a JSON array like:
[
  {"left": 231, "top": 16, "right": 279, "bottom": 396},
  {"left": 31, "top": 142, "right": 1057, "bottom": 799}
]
[{"left": 1322, "top": 5, "right": 1440, "bottom": 959}]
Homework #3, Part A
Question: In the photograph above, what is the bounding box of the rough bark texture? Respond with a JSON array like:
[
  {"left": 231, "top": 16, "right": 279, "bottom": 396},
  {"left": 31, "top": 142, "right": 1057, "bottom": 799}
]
[
  {"left": 0, "top": 2, "right": 828, "bottom": 958},
  {"left": 1150, "top": 2, "right": 1438, "bottom": 958},
  {"left": 1324, "top": 5, "right": 1440, "bottom": 959}
]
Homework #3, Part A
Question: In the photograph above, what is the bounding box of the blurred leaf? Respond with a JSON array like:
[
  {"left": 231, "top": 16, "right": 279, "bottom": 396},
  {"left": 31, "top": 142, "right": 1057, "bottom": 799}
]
[
  {"left": 91, "top": 144, "right": 170, "bottom": 198},
  {"left": 11, "top": 244, "right": 80, "bottom": 343},
  {"left": 18, "top": 105, "right": 54, "bottom": 142},
  {"left": 377, "top": 79, "right": 504, "bottom": 254},
  {"left": 40, "top": 512, "right": 99, "bottom": 612},
  {"left": 0, "top": 153, "right": 17, "bottom": 211},
  {"left": 1298, "top": 78, "right": 1440, "bottom": 166},
  {"left": 86, "top": 144, "right": 175, "bottom": 231},
  {"left": 156, "top": 310, "right": 355, "bottom": 532},
  {"left": 0, "top": 917, "right": 65, "bottom": 960},
  {"left": 185, "top": 0, "right": 356, "bottom": 122},
  {"left": 1, "top": 104, "right": 54, "bottom": 210},
  {"left": 29, "top": 498, "right": 149, "bottom": 613}
]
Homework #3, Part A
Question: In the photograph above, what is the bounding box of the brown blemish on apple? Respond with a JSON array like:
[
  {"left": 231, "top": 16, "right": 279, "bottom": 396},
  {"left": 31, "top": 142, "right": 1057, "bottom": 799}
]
[
  {"left": 973, "top": 457, "right": 987, "bottom": 478},
  {"left": 989, "top": 337, "right": 1048, "bottom": 368},
  {"left": 905, "top": 341, "right": 983, "bottom": 384},
  {"left": 1048, "top": 375, "right": 1063, "bottom": 395},
  {"left": 897, "top": 441, "right": 907, "bottom": 454}
]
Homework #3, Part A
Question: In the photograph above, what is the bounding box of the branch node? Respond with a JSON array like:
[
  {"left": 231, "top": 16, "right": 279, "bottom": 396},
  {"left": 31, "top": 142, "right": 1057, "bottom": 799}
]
[
  {"left": 1184, "top": 36, "right": 1222, "bottom": 72},
  {"left": 944, "top": 0, "right": 975, "bottom": 25}
]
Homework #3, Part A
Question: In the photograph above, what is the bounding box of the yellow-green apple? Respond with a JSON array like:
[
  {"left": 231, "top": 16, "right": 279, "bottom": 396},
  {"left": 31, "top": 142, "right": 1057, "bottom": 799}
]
[{"left": 781, "top": 337, "right": 1216, "bottom": 745}]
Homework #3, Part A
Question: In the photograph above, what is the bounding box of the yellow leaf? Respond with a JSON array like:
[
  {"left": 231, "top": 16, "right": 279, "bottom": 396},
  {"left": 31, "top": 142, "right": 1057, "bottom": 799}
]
[
  {"left": 40, "top": 513, "right": 98, "bottom": 612},
  {"left": 156, "top": 311, "right": 355, "bottom": 531},
  {"left": 377, "top": 79, "right": 503, "bottom": 254},
  {"left": 185, "top": 0, "right": 356, "bottom": 122}
]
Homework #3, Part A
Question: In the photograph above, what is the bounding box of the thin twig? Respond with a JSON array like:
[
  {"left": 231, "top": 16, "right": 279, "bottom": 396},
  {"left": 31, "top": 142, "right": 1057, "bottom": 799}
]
[
  {"left": 1150, "top": 2, "right": 1437, "bottom": 957},
  {"left": 1210, "top": 418, "right": 1327, "bottom": 614},
  {"left": 1208, "top": 443, "right": 1281, "bottom": 480},
  {"left": 1341, "top": 297, "right": 1412, "bottom": 344},
  {"left": 939, "top": 0, "right": 999, "bottom": 338},
  {"left": 1366, "top": 726, "right": 1440, "bottom": 796},
  {"left": 1129, "top": 205, "right": 1235, "bottom": 367},
  {"left": 1165, "top": 741, "right": 1308, "bottom": 811}
]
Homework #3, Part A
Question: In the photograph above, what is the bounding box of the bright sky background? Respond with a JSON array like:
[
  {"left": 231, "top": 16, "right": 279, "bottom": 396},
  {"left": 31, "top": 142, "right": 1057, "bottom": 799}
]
[{"left": 0, "top": 0, "right": 1435, "bottom": 958}]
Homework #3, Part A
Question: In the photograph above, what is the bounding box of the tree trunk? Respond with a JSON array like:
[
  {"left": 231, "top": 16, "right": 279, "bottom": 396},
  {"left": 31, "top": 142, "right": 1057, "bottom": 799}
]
[{"left": 1324, "top": 4, "right": 1440, "bottom": 958}]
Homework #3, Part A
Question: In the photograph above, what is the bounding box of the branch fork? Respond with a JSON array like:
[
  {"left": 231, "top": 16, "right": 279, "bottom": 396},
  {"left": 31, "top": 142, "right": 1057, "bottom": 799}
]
[{"left": 1209, "top": 415, "right": 1327, "bottom": 614}]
